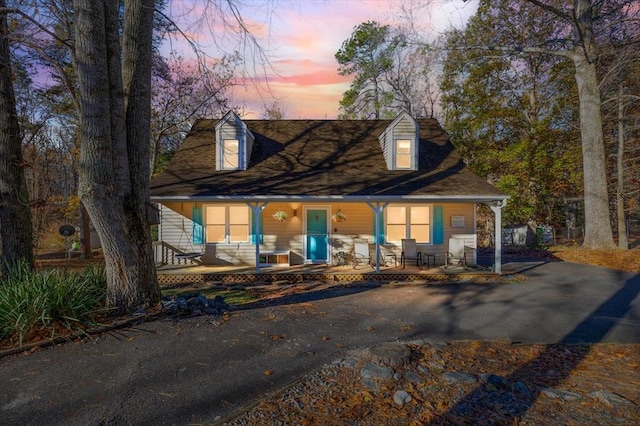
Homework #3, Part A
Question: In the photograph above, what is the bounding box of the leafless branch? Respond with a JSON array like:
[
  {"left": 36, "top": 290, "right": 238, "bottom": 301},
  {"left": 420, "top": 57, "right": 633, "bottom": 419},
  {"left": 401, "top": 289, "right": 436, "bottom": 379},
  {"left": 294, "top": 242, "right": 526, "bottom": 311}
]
[
  {"left": 521, "top": 0, "right": 573, "bottom": 24},
  {"left": 0, "top": 7, "right": 71, "bottom": 49}
]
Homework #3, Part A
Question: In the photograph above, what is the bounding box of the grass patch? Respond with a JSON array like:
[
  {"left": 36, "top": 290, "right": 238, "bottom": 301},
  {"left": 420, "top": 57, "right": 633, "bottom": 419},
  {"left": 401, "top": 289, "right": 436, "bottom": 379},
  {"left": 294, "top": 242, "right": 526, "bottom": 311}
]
[
  {"left": 0, "top": 263, "right": 107, "bottom": 347},
  {"left": 161, "top": 285, "right": 259, "bottom": 306}
]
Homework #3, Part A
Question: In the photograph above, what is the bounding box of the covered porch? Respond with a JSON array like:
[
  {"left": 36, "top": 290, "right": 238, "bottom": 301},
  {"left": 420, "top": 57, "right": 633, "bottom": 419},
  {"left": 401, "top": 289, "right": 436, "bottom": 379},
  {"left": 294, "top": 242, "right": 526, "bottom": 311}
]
[{"left": 154, "top": 197, "right": 507, "bottom": 276}]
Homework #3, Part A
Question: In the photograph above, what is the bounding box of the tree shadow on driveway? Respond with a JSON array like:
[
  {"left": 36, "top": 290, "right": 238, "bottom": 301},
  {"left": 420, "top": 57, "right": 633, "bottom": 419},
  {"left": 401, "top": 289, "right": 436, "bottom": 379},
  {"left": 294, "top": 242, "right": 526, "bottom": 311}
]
[
  {"left": 429, "top": 272, "right": 640, "bottom": 424},
  {"left": 233, "top": 281, "right": 383, "bottom": 311}
]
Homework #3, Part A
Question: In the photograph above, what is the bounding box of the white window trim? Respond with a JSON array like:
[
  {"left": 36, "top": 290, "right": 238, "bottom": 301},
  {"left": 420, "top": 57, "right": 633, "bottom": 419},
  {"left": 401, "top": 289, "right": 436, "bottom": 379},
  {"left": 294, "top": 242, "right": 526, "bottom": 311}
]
[
  {"left": 220, "top": 139, "right": 241, "bottom": 170},
  {"left": 385, "top": 204, "right": 433, "bottom": 244},
  {"left": 205, "top": 205, "right": 251, "bottom": 244},
  {"left": 394, "top": 138, "right": 413, "bottom": 170}
]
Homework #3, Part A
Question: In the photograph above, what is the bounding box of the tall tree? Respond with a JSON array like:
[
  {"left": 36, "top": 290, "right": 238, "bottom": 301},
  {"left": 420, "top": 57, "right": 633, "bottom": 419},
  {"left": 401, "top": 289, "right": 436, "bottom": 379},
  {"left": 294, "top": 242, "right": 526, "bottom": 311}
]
[
  {"left": 336, "top": 21, "right": 441, "bottom": 119},
  {"left": 335, "top": 21, "right": 399, "bottom": 119},
  {"left": 9, "top": 52, "right": 79, "bottom": 255},
  {"left": 73, "top": 0, "right": 160, "bottom": 311},
  {"left": 0, "top": 0, "right": 34, "bottom": 274},
  {"left": 599, "top": 42, "right": 640, "bottom": 249},
  {"left": 453, "top": 0, "right": 640, "bottom": 249},
  {"left": 441, "top": 1, "right": 583, "bottom": 227},
  {"left": 5, "top": 0, "right": 261, "bottom": 311},
  {"left": 386, "top": 43, "right": 441, "bottom": 118}
]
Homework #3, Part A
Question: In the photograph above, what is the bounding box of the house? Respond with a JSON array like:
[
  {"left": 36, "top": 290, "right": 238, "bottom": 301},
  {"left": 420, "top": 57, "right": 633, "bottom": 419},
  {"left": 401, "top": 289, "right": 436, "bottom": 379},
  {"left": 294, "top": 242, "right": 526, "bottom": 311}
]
[{"left": 149, "top": 111, "right": 508, "bottom": 273}]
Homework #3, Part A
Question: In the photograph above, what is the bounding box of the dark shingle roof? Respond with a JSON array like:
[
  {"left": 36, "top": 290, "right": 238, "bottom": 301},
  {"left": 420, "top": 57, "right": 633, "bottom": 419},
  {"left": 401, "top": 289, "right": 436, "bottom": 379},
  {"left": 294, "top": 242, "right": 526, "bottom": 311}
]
[{"left": 149, "top": 118, "right": 506, "bottom": 200}]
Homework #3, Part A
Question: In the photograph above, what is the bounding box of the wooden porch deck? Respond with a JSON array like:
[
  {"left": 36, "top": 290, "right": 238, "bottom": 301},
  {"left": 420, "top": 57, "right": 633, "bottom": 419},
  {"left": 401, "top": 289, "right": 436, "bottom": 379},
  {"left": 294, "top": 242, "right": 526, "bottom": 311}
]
[{"left": 156, "top": 262, "right": 495, "bottom": 285}]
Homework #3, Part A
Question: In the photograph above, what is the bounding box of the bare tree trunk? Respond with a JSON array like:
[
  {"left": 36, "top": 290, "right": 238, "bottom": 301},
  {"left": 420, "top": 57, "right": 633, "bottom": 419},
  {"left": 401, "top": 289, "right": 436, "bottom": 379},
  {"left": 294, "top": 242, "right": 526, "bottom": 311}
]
[
  {"left": 0, "top": 0, "right": 34, "bottom": 273},
  {"left": 74, "top": 0, "right": 159, "bottom": 312},
  {"left": 616, "top": 87, "right": 628, "bottom": 250},
  {"left": 80, "top": 203, "right": 92, "bottom": 258},
  {"left": 572, "top": 54, "right": 616, "bottom": 249},
  {"left": 121, "top": 0, "right": 159, "bottom": 306}
]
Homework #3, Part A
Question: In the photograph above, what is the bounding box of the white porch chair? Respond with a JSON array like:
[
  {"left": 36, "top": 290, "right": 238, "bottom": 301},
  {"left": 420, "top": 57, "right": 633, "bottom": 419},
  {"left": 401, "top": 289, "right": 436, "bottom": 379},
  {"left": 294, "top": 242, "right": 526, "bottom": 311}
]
[
  {"left": 352, "top": 239, "right": 373, "bottom": 269},
  {"left": 401, "top": 239, "right": 422, "bottom": 269},
  {"left": 445, "top": 237, "right": 468, "bottom": 269}
]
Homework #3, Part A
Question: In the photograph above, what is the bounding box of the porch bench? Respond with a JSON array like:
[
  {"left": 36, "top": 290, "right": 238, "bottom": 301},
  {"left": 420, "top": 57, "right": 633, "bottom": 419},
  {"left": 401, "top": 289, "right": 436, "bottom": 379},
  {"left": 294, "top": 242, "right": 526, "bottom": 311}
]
[{"left": 258, "top": 251, "right": 291, "bottom": 266}]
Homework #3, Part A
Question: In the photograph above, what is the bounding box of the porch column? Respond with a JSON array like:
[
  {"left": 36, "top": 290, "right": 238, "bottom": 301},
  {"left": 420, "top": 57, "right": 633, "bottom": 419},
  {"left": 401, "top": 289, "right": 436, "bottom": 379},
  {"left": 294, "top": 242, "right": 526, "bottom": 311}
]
[
  {"left": 247, "top": 202, "right": 268, "bottom": 274},
  {"left": 489, "top": 200, "right": 506, "bottom": 275},
  {"left": 366, "top": 202, "right": 388, "bottom": 274}
]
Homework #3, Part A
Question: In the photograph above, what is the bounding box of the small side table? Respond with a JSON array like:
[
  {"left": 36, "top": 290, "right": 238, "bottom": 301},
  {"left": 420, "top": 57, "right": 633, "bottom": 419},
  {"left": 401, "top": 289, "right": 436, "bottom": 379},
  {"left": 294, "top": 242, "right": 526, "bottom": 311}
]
[
  {"left": 385, "top": 253, "right": 397, "bottom": 267},
  {"left": 423, "top": 254, "right": 436, "bottom": 269}
]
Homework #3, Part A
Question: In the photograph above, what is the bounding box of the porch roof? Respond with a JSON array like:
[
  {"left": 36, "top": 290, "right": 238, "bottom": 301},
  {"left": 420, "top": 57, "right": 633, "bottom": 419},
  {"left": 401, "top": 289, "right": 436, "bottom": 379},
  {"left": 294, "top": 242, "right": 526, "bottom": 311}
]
[{"left": 150, "top": 118, "right": 507, "bottom": 203}]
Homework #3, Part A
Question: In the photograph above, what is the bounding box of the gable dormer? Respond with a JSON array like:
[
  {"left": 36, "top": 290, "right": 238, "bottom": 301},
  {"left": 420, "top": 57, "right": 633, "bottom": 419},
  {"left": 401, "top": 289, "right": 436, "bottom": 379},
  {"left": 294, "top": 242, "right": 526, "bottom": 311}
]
[
  {"left": 215, "top": 111, "right": 255, "bottom": 170},
  {"left": 378, "top": 111, "right": 419, "bottom": 170}
]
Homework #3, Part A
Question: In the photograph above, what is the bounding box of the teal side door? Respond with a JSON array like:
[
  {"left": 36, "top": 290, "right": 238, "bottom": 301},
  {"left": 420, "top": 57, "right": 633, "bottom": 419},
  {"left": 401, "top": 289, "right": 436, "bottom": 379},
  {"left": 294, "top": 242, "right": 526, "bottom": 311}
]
[{"left": 306, "top": 209, "right": 328, "bottom": 262}]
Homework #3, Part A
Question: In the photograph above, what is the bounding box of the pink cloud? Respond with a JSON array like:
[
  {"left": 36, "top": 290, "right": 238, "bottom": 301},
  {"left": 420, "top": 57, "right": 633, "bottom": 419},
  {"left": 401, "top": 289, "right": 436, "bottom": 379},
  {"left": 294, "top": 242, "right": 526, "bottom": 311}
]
[
  {"left": 235, "top": 82, "right": 345, "bottom": 119},
  {"left": 166, "top": 0, "right": 478, "bottom": 119},
  {"left": 271, "top": 70, "right": 350, "bottom": 87}
]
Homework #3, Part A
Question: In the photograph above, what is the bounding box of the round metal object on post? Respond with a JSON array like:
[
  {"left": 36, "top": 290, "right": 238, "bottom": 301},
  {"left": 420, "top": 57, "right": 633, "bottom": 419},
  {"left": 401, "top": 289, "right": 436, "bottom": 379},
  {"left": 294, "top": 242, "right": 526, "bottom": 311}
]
[{"left": 58, "top": 224, "right": 76, "bottom": 237}]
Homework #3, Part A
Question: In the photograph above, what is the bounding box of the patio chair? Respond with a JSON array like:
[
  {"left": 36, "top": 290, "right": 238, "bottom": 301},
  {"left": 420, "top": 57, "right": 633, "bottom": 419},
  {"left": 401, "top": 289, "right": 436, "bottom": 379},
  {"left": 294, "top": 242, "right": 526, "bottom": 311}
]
[
  {"left": 352, "top": 239, "right": 373, "bottom": 269},
  {"left": 401, "top": 239, "right": 422, "bottom": 269},
  {"left": 445, "top": 237, "right": 468, "bottom": 270}
]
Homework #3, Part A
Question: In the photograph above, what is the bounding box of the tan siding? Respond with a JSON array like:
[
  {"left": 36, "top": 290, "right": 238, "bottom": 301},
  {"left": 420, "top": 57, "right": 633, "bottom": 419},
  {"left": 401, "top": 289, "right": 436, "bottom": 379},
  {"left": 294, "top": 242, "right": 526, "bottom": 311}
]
[
  {"left": 261, "top": 203, "right": 303, "bottom": 264},
  {"left": 442, "top": 203, "right": 476, "bottom": 265},
  {"left": 443, "top": 204, "right": 476, "bottom": 243},
  {"left": 326, "top": 203, "right": 376, "bottom": 264}
]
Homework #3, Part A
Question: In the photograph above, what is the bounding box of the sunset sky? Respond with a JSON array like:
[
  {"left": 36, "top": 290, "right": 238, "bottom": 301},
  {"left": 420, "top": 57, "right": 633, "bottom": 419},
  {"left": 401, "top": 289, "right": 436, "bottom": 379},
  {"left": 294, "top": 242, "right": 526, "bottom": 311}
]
[{"left": 166, "top": 0, "right": 478, "bottom": 119}]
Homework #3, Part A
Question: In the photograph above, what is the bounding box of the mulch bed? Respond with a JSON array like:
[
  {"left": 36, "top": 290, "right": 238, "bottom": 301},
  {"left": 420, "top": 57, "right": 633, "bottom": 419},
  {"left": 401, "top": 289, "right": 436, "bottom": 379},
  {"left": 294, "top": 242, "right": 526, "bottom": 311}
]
[{"left": 550, "top": 246, "right": 640, "bottom": 273}]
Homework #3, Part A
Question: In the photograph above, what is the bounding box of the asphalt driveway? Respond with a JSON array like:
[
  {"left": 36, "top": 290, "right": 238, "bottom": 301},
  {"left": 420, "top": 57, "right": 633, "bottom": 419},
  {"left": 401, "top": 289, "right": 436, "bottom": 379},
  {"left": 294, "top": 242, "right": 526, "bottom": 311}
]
[{"left": 1, "top": 260, "right": 638, "bottom": 425}]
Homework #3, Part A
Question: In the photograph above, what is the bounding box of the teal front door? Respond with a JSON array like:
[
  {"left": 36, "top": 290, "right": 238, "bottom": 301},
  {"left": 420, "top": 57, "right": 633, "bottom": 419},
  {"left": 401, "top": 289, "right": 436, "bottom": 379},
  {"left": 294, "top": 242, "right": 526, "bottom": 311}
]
[{"left": 306, "top": 209, "right": 328, "bottom": 262}]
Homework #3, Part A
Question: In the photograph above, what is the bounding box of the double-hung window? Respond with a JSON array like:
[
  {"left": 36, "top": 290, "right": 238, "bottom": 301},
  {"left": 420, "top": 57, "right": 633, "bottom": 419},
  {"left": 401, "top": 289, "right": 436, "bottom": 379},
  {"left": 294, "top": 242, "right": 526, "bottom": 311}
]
[
  {"left": 205, "top": 205, "right": 249, "bottom": 243},
  {"left": 385, "top": 205, "right": 431, "bottom": 243},
  {"left": 395, "top": 139, "right": 412, "bottom": 169},
  {"left": 221, "top": 139, "right": 240, "bottom": 169}
]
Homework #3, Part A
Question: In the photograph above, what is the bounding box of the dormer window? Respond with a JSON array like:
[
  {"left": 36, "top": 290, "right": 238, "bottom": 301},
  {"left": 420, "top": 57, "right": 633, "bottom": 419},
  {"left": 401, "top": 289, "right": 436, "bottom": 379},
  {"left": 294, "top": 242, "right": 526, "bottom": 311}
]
[
  {"left": 215, "top": 111, "right": 254, "bottom": 171},
  {"left": 221, "top": 139, "right": 239, "bottom": 169},
  {"left": 378, "top": 111, "right": 419, "bottom": 170},
  {"left": 395, "top": 139, "right": 412, "bottom": 169}
]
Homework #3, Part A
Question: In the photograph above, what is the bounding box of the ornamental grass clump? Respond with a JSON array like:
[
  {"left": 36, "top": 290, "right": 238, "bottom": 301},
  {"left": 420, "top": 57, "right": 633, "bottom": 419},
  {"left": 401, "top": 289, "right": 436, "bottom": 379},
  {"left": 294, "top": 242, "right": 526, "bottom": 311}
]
[{"left": 0, "top": 263, "right": 108, "bottom": 347}]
